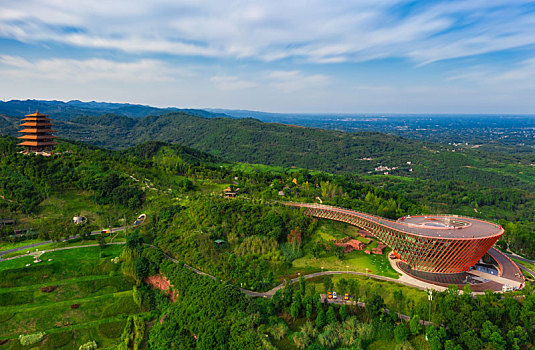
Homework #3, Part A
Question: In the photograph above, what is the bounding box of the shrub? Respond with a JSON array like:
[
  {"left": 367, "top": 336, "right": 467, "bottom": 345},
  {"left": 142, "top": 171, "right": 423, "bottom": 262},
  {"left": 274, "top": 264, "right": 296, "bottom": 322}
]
[
  {"left": 77, "top": 276, "right": 133, "bottom": 294},
  {"left": 394, "top": 323, "right": 409, "bottom": 343},
  {"left": 118, "top": 315, "right": 145, "bottom": 350},
  {"left": 133, "top": 316, "right": 145, "bottom": 350},
  {"left": 280, "top": 242, "right": 303, "bottom": 261},
  {"left": 79, "top": 340, "right": 97, "bottom": 350},
  {"left": 120, "top": 317, "right": 134, "bottom": 350},
  {"left": 0, "top": 313, "right": 15, "bottom": 324},
  {"left": 44, "top": 331, "right": 72, "bottom": 349},
  {"left": 101, "top": 296, "right": 139, "bottom": 318},
  {"left": 409, "top": 315, "right": 422, "bottom": 335},
  {"left": 0, "top": 291, "right": 33, "bottom": 306},
  {"left": 19, "top": 332, "right": 45, "bottom": 346},
  {"left": 133, "top": 285, "right": 142, "bottom": 307},
  {"left": 98, "top": 320, "right": 127, "bottom": 339},
  {"left": 41, "top": 285, "right": 57, "bottom": 293}
]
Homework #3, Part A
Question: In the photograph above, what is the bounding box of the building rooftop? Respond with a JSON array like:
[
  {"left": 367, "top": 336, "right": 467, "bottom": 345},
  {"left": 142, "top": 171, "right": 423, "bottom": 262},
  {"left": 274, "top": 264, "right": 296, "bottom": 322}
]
[
  {"left": 24, "top": 111, "right": 49, "bottom": 117},
  {"left": 341, "top": 208, "right": 502, "bottom": 239},
  {"left": 287, "top": 203, "right": 503, "bottom": 239}
]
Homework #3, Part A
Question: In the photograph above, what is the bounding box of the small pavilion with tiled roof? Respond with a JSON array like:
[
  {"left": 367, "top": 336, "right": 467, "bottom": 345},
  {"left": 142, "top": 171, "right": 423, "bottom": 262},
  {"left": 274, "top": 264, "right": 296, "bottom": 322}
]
[{"left": 18, "top": 111, "right": 57, "bottom": 153}]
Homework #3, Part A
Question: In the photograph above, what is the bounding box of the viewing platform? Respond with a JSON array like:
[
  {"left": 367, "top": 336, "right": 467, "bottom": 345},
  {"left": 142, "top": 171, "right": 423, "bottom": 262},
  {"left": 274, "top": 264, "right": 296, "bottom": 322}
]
[{"left": 285, "top": 203, "right": 514, "bottom": 277}]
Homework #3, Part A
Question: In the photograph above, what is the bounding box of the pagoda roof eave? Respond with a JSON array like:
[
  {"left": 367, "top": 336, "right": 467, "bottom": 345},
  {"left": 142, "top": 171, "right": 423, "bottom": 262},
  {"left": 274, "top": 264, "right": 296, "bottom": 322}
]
[
  {"left": 18, "top": 141, "right": 57, "bottom": 146},
  {"left": 24, "top": 111, "right": 49, "bottom": 117},
  {"left": 21, "top": 117, "right": 53, "bottom": 122},
  {"left": 19, "top": 129, "right": 56, "bottom": 133},
  {"left": 18, "top": 135, "right": 58, "bottom": 140}
]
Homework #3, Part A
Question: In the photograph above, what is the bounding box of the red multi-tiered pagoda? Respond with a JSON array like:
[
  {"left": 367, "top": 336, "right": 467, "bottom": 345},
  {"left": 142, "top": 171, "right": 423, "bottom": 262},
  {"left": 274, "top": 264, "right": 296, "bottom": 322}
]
[{"left": 18, "top": 111, "right": 57, "bottom": 153}]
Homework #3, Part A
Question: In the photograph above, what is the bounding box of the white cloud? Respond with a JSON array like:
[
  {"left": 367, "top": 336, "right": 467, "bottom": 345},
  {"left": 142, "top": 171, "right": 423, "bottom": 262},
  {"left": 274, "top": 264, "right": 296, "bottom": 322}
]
[
  {"left": 210, "top": 76, "right": 256, "bottom": 90},
  {"left": 1, "top": 1, "right": 534, "bottom": 64},
  {"left": 1, "top": 1, "right": 535, "bottom": 114},
  {"left": 268, "top": 70, "right": 329, "bottom": 92},
  {"left": 0, "top": 55, "right": 193, "bottom": 83}
]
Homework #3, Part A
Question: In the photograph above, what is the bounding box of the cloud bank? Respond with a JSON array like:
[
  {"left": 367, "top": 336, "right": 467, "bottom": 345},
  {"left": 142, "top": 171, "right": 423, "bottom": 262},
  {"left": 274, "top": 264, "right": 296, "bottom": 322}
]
[{"left": 1, "top": 1, "right": 535, "bottom": 113}]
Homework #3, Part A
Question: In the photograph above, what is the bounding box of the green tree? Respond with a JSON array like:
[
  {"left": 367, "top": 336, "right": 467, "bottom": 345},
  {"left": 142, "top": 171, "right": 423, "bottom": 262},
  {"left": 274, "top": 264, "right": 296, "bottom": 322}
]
[
  {"left": 126, "top": 232, "right": 143, "bottom": 250},
  {"left": 326, "top": 306, "right": 337, "bottom": 324},
  {"left": 311, "top": 241, "right": 322, "bottom": 258},
  {"left": 336, "top": 278, "right": 348, "bottom": 295},
  {"left": 489, "top": 332, "right": 506, "bottom": 350},
  {"left": 134, "top": 257, "right": 149, "bottom": 281},
  {"left": 322, "top": 276, "right": 332, "bottom": 293},
  {"left": 269, "top": 323, "right": 287, "bottom": 341},
  {"left": 290, "top": 301, "right": 300, "bottom": 320},
  {"left": 97, "top": 234, "right": 106, "bottom": 249},
  {"left": 133, "top": 285, "right": 142, "bottom": 307},
  {"left": 299, "top": 275, "right": 306, "bottom": 296},
  {"left": 394, "top": 323, "right": 409, "bottom": 343},
  {"left": 306, "top": 302, "right": 313, "bottom": 320},
  {"left": 339, "top": 304, "right": 347, "bottom": 321},
  {"left": 292, "top": 332, "right": 310, "bottom": 350},
  {"left": 315, "top": 309, "right": 326, "bottom": 329},
  {"left": 366, "top": 294, "right": 385, "bottom": 321},
  {"left": 409, "top": 314, "right": 422, "bottom": 335}
]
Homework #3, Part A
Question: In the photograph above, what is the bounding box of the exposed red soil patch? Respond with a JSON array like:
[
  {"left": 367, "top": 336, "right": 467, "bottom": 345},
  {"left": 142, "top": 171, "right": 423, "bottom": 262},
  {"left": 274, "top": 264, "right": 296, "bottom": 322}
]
[{"left": 145, "top": 274, "right": 178, "bottom": 302}]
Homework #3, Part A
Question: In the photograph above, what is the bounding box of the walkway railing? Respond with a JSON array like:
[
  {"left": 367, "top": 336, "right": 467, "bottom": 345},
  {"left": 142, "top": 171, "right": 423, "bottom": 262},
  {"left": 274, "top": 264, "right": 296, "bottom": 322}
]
[{"left": 285, "top": 202, "right": 502, "bottom": 274}]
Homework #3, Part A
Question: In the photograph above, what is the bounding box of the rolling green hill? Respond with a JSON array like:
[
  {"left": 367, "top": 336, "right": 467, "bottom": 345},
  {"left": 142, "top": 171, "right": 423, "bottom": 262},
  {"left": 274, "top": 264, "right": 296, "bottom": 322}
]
[
  {"left": 49, "top": 112, "right": 535, "bottom": 192},
  {"left": 0, "top": 132, "right": 534, "bottom": 349},
  {"left": 2, "top": 100, "right": 535, "bottom": 194},
  {"left": 0, "top": 99, "right": 231, "bottom": 121}
]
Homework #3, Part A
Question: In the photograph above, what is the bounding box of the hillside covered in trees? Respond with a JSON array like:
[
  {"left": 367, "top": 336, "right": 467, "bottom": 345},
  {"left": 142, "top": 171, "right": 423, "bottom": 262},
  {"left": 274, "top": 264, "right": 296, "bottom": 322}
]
[{"left": 0, "top": 134, "right": 535, "bottom": 349}]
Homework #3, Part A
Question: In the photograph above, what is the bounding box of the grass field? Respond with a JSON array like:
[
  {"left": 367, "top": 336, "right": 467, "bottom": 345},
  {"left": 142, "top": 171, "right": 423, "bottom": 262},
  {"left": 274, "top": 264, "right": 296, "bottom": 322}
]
[
  {"left": 4, "top": 189, "right": 144, "bottom": 240},
  {"left": 1, "top": 235, "right": 126, "bottom": 259},
  {"left": 293, "top": 220, "right": 399, "bottom": 279},
  {"left": 0, "top": 239, "right": 43, "bottom": 252},
  {"left": 367, "top": 336, "right": 430, "bottom": 350},
  {"left": 33, "top": 191, "right": 134, "bottom": 228},
  {"left": 511, "top": 258, "right": 535, "bottom": 278},
  {"left": 305, "top": 273, "right": 428, "bottom": 314},
  {"left": 0, "top": 245, "right": 142, "bottom": 349}
]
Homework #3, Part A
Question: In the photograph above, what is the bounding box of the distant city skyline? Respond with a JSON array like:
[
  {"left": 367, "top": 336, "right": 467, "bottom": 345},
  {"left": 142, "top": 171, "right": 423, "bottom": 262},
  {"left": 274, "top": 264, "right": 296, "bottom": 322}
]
[{"left": 1, "top": 1, "right": 535, "bottom": 114}]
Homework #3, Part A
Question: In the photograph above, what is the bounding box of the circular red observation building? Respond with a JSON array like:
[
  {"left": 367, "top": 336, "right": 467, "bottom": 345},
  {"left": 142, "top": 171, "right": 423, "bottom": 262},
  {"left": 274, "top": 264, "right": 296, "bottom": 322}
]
[{"left": 286, "top": 203, "right": 503, "bottom": 274}]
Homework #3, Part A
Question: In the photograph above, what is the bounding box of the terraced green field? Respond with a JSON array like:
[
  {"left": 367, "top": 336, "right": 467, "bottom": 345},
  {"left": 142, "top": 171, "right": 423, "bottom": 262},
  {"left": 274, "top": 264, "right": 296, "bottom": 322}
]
[{"left": 0, "top": 245, "right": 143, "bottom": 349}]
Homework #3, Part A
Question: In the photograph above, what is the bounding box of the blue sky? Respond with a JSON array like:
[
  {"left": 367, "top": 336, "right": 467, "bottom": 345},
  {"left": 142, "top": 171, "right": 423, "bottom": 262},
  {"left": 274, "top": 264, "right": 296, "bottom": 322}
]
[{"left": 1, "top": 0, "right": 535, "bottom": 113}]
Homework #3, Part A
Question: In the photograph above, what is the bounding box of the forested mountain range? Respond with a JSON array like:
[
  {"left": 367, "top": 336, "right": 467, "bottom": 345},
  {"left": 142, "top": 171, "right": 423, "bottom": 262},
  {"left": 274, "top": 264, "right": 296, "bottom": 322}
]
[
  {"left": 1, "top": 135, "right": 534, "bottom": 349},
  {"left": 1, "top": 103, "right": 534, "bottom": 192},
  {"left": 0, "top": 99, "right": 230, "bottom": 121},
  {"left": 2, "top": 99, "right": 535, "bottom": 257}
]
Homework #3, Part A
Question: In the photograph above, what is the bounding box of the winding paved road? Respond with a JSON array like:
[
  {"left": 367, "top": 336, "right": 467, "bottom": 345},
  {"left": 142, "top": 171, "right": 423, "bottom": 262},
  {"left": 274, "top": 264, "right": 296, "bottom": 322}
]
[
  {"left": 1, "top": 242, "right": 432, "bottom": 327},
  {"left": 0, "top": 227, "right": 126, "bottom": 260},
  {"left": 516, "top": 264, "right": 535, "bottom": 279},
  {"left": 505, "top": 253, "right": 535, "bottom": 265},
  {"left": 503, "top": 253, "right": 535, "bottom": 279},
  {"left": 241, "top": 270, "right": 435, "bottom": 298}
]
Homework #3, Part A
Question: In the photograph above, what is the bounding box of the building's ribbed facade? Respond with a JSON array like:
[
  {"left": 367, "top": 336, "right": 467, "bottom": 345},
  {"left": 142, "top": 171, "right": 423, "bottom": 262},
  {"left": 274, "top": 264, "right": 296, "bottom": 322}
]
[{"left": 286, "top": 203, "right": 503, "bottom": 274}]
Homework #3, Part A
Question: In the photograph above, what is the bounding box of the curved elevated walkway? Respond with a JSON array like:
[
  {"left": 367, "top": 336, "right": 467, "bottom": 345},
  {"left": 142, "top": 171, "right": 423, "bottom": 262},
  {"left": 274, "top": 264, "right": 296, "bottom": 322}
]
[
  {"left": 285, "top": 203, "right": 503, "bottom": 275},
  {"left": 488, "top": 247, "right": 525, "bottom": 283}
]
